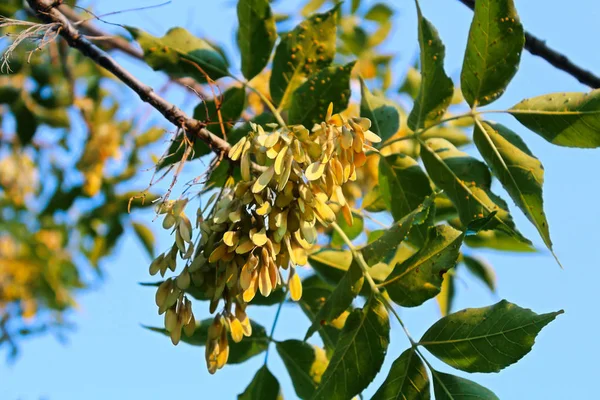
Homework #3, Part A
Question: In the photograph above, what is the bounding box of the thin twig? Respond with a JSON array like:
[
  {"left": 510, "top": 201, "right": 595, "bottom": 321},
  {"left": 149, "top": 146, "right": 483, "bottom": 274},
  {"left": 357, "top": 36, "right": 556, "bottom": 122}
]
[
  {"left": 456, "top": 0, "right": 600, "bottom": 88},
  {"left": 26, "top": 0, "right": 231, "bottom": 158}
]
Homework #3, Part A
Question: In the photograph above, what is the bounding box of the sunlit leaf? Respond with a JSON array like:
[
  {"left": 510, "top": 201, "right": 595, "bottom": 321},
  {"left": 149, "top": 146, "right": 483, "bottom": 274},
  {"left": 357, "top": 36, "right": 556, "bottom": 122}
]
[
  {"left": 312, "top": 297, "right": 390, "bottom": 400},
  {"left": 473, "top": 121, "right": 556, "bottom": 263},
  {"left": 460, "top": 0, "right": 524, "bottom": 107},
  {"left": 464, "top": 229, "right": 535, "bottom": 252},
  {"left": 277, "top": 340, "right": 329, "bottom": 399},
  {"left": 127, "top": 27, "right": 229, "bottom": 82},
  {"left": 408, "top": 6, "right": 454, "bottom": 130},
  {"left": 384, "top": 225, "right": 463, "bottom": 307},
  {"left": 421, "top": 138, "right": 529, "bottom": 243},
  {"left": 420, "top": 300, "right": 563, "bottom": 372},
  {"left": 436, "top": 269, "right": 456, "bottom": 317},
  {"left": 364, "top": 3, "right": 393, "bottom": 23},
  {"left": 270, "top": 5, "right": 339, "bottom": 107},
  {"left": 237, "top": 0, "right": 277, "bottom": 80},
  {"left": 309, "top": 249, "right": 353, "bottom": 284},
  {"left": 510, "top": 90, "right": 600, "bottom": 148},
  {"left": 372, "top": 348, "right": 430, "bottom": 400},
  {"left": 289, "top": 62, "right": 355, "bottom": 127}
]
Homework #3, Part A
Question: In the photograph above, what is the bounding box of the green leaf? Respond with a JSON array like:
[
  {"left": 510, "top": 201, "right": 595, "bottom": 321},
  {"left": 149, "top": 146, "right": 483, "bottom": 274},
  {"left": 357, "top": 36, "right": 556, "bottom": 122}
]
[
  {"left": 379, "top": 154, "right": 433, "bottom": 245},
  {"left": 277, "top": 340, "right": 329, "bottom": 399},
  {"left": 270, "top": 5, "right": 339, "bottom": 108},
  {"left": 407, "top": 7, "right": 454, "bottom": 131},
  {"left": 436, "top": 269, "right": 456, "bottom": 317},
  {"left": 309, "top": 249, "right": 353, "bottom": 284},
  {"left": 464, "top": 229, "right": 535, "bottom": 252},
  {"left": 237, "top": 0, "right": 277, "bottom": 80},
  {"left": 288, "top": 62, "right": 355, "bottom": 127},
  {"left": 127, "top": 27, "right": 229, "bottom": 82},
  {"left": 12, "top": 100, "right": 38, "bottom": 145},
  {"left": 298, "top": 275, "right": 344, "bottom": 353},
  {"left": 420, "top": 300, "right": 563, "bottom": 373},
  {"left": 462, "top": 254, "right": 496, "bottom": 292},
  {"left": 473, "top": 121, "right": 557, "bottom": 263},
  {"left": 421, "top": 138, "right": 528, "bottom": 243},
  {"left": 305, "top": 260, "right": 364, "bottom": 341},
  {"left": 432, "top": 370, "right": 499, "bottom": 400},
  {"left": 362, "top": 185, "right": 387, "bottom": 212},
  {"left": 420, "top": 126, "right": 471, "bottom": 147},
  {"left": 312, "top": 297, "right": 390, "bottom": 400},
  {"left": 360, "top": 78, "right": 401, "bottom": 144},
  {"left": 351, "top": 0, "right": 361, "bottom": 14},
  {"left": 372, "top": 348, "right": 430, "bottom": 400},
  {"left": 331, "top": 214, "right": 364, "bottom": 247},
  {"left": 361, "top": 194, "right": 435, "bottom": 266},
  {"left": 460, "top": 0, "right": 524, "bottom": 107},
  {"left": 509, "top": 90, "right": 600, "bottom": 148},
  {"left": 383, "top": 225, "right": 463, "bottom": 307},
  {"left": 238, "top": 366, "right": 281, "bottom": 400},
  {"left": 132, "top": 222, "right": 155, "bottom": 259},
  {"left": 301, "top": 0, "right": 327, "bottom": 16},
  {"left": 144, "top": 319, "right": 268, "bottom": 363},
  {"left": 365, "top": 3, "right": 394, "bottom": 23}
]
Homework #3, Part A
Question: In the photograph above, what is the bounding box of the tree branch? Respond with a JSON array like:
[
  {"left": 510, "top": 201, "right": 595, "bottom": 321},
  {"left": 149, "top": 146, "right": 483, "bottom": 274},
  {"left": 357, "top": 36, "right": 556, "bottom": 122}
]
[
  {"left": 457, "top": 0, "right": 600, "bottom": 88},
  {"left": 26, "top": 0, "right": 231, "bottom": 156}
]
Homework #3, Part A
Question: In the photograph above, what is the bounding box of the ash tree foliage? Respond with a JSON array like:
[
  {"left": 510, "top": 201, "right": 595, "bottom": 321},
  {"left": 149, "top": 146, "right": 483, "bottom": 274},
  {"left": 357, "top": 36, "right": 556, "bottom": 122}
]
[{"left": 2, "top": 0, "right": 600, "bottom": 397}]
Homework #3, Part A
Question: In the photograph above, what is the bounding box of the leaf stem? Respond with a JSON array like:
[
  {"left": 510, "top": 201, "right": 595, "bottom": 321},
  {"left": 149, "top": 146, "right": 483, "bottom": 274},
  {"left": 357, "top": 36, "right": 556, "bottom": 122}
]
[
  {"left": 330, "top": 222, "right": 416, "bottom": 346},
  {"left": 373, "top": 111, "right": 476, "bottom": 151},
  {"left": 231, "top": 76, "right": 287, "bottom": 128}
]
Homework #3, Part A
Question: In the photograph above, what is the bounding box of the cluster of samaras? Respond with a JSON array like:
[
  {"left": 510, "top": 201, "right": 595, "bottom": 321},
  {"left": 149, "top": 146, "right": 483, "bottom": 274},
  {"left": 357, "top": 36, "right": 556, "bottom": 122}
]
[{"left": 149, "top": 105, "right": 380, "bottom": 373}]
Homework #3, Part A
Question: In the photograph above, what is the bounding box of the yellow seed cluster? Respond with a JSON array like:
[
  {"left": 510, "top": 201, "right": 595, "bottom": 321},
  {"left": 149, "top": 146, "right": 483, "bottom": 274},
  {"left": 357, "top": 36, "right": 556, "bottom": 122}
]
[{"left": 149, "top": 104, "right": 379, "bottom": 373}]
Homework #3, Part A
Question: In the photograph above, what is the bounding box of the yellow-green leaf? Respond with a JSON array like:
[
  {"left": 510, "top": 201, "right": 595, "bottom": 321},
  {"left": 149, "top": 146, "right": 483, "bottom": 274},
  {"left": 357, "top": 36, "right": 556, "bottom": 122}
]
[
  {"left": 420, "top": 138, "right": 529, "bottom": 243},
  {"left": 127, "top": 27, "right": 229, "bottom": 82},
  {"left": 509, "top": 90, "right": 600, "bottom": 148},
  {"left": 383, "top": 225, "right": 463, "bottom": 308},
  {"left": 473, "top": 121, "right": 557, "bottom": 264},
  {"left": 289, "top": 62, "right": 355, "bottom": 127},
  {"left": 270, "top": 5, "right": 339, "bottom": 108},
  {"left": 408, "top": 6, "right": 454, "bottom": 130},
  {"left": 460, "top": 0, "right": 524, "bottom": 107}
]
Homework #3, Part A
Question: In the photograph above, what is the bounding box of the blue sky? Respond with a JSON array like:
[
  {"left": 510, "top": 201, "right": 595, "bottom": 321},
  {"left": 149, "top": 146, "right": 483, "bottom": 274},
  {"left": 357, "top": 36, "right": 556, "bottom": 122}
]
[{"left": 2, "top": 0, "right": 599, "bottom": 398}]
